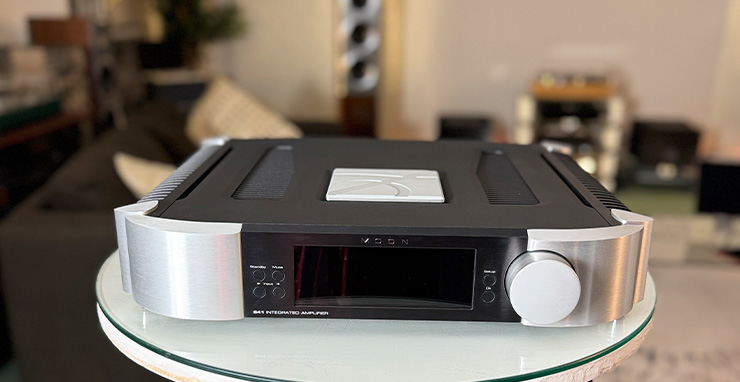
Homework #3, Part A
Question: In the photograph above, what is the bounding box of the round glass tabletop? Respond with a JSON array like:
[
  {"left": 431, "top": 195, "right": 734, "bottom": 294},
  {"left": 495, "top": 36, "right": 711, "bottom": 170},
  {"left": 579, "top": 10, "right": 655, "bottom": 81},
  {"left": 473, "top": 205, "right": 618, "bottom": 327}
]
[{"left": 97, "top": 252, "right": 655, "bottom": 382}]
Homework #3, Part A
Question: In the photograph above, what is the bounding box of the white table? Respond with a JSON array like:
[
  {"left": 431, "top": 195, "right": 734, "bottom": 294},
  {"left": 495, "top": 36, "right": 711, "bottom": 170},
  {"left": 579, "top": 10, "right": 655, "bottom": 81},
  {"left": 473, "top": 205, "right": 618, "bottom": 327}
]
[{"left": 97, "top": 252, "right": 655, "bottom": 382}]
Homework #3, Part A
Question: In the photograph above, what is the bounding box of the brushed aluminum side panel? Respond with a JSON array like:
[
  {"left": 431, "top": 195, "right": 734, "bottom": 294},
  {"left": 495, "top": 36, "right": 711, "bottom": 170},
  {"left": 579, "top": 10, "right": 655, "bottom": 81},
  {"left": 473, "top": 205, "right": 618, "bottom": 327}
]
[
  {"left": 527, "top": 220, "right": 646, "bottom": 327},
  {"left": 125, "top": 215, "right": 243, "bottom": 320},
  {"left": 114, "top": 201, "right": 158, "bottom": 293},
  {"left": 612, "top": 209, "right": 653, "bottom": 304}
]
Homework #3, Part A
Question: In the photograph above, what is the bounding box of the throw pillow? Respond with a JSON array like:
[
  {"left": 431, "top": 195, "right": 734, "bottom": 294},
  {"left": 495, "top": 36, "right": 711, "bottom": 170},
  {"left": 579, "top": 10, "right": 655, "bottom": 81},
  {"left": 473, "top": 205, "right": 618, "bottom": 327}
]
[
  {"left": 186, "top": 76, "right": 303, "bottom": 144},
  {"left": 113, "top": 152, "right": 176, "bottom": 199}
]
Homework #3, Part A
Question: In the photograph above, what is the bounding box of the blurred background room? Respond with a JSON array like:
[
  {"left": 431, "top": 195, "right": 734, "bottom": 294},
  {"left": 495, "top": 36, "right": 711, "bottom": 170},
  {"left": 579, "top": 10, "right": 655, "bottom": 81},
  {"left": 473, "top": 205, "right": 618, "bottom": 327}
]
[{"left": 0, "top": 0, "right": 739, "bottom": 381}]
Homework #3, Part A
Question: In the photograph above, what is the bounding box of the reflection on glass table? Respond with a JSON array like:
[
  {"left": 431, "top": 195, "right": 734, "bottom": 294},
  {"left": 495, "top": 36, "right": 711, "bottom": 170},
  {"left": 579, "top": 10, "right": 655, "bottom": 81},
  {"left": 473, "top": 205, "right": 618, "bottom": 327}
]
[{"left": 97, "top": 252, "right": 656, "bottom": 382}]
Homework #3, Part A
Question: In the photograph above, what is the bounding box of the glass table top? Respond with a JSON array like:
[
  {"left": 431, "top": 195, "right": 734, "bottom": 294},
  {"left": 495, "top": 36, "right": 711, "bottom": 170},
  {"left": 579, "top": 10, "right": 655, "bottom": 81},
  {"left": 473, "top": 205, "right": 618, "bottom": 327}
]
[{"left": 97, "top": 252, "right": 656, "bottom": 382}]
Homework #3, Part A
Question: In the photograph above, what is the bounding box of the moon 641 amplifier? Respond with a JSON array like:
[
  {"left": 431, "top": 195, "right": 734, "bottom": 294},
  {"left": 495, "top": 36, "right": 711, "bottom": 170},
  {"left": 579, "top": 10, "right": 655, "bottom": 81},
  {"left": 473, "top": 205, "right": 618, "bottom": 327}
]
[{"left": 115, "top": 138, "right": 651, "bottom": 327}]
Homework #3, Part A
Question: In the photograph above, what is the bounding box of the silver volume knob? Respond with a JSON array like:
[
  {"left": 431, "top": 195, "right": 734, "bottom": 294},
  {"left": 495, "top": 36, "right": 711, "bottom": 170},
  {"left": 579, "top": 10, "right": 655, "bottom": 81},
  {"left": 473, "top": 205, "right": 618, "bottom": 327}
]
[{"left": 505, "top": 251, "right": 581, "bottom": 325}]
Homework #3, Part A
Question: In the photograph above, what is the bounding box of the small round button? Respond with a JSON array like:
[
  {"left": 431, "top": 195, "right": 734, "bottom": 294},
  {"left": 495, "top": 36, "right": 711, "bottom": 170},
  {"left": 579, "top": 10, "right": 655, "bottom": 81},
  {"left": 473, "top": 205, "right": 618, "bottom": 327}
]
[
  {"left": 483, "top": 274, "right": 497, "bottom": 286},
  {"left": 272, "top": 270, "right": 285, "bottom": 282},
  {"left": 253, "top": 286, "right": 267, "bottom": 299},
  {"left": 482, "top": 291, "right": 496, "bottom": 303},
  {"left": 252, "top": 270, "right": 265, "bottom": 282},
  {"left": 272, "top": 287, "right": 286, "bottom": 299}
]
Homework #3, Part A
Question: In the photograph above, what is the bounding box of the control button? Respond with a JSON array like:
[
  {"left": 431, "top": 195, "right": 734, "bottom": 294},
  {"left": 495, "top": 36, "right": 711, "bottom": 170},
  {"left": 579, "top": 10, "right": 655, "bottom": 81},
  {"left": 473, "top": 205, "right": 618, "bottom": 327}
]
[
  {"left": 506, "top": 251, "right": 581, "bottom": 325},
  {"left": 481, "top": 291, "right": 496, "bottom": 303},
  {"left": 272, "top": 270, "right": 285, "bottom": 282},
  {"left": 483, "top": 274, "right": 497, "bottom": 286},
  {"left": 252, "top": 270, "right": 265, "bottom": 282},
  {"left": 253, "top": 286, "right": 267, "bottom": 299},
  {"left": 272, "top": 287, "right": 286, "bottom": 299}
]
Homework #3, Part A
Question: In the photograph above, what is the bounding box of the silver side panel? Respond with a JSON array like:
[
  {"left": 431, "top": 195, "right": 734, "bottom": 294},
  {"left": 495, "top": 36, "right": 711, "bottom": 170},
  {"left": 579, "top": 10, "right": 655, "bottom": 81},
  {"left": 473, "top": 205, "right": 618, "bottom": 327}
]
[
  {"left": 612, "top": 209, "right": 653, "bottom": 304},
  {"left": 114, "top": 138, "right": 229, "bottom": 294},
  {"left": 124, "top": 215, "right": 243, "bottom": 320},
  {"left": 114, "top": 137, "right": 244, "bottom": 320},
  {"left": 525, "top": 209, "right": 653, "bottom": 327},
  {"left": 114, "top": 201, "right": 158, "bottom": 293}
]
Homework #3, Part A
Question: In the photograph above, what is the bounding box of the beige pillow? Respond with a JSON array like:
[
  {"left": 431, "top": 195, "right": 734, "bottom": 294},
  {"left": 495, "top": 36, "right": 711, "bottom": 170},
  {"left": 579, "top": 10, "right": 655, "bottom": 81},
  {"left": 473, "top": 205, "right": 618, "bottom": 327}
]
[
  {"left": 113, "top": 152, "right": 176, "bottom": 199},
  {"left": 186, "top": 76, "right": 303, "bottom": 144}
]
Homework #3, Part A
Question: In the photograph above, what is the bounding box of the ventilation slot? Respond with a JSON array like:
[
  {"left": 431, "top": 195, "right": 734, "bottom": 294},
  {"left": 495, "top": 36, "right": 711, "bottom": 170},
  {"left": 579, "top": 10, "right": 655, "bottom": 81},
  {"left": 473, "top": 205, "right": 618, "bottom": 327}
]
[
  {"left": 232, "top": 146, "right": 294, "bottom": 199},
  {"left": 553, "top": 153, "right": 629, "bottom": 211},
  {"left": 477, "top": 151, "right": 538, "bottom": 205},
  {"left": 139, "top": 144, "right": 221, "bottom": 203}
]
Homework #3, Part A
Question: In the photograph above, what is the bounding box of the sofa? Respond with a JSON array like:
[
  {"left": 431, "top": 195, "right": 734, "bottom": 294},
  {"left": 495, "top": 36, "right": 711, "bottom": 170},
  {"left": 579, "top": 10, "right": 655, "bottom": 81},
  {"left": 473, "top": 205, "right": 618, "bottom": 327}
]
[
  {"left": 0, "top": 101, "right": 195, "bottom": 381},
  {"left": 0, "top": 98, "right": 340, "bottom": 381}
]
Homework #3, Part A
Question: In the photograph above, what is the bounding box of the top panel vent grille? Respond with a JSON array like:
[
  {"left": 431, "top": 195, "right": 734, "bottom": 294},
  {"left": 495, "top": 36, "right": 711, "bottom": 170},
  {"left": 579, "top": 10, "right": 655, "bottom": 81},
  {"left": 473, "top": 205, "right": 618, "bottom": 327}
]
[
  {"left": 139, "top": 145, "right": 221, "bottom": 203},
  {"left": 232, "top": 146, "right": 294, "bottom": 199},
  {"left": 477, "top": 151, "right": 539, "bottom": 205},
  {"left": 553, "top": 153, "right": 629, "bottom": 211}
]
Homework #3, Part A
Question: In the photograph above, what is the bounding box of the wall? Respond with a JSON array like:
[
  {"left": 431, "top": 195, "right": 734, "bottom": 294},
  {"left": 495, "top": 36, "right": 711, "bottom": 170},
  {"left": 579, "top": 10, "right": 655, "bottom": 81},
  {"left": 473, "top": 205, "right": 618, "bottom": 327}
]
[
  {"left": 391, "top": 0, "right": 729, "bottom": 140},
  {"left": 218, "top": 1, "right": 730, "bottom": 144},
  {"left": 0, "top": 0, "right": 70, "bottom": 45},
  {"left": 218, "top": 0, "right": 337, "bottom": 121},
  {"left": 709, "top": 0, "right": 740, "bottom": 157}
]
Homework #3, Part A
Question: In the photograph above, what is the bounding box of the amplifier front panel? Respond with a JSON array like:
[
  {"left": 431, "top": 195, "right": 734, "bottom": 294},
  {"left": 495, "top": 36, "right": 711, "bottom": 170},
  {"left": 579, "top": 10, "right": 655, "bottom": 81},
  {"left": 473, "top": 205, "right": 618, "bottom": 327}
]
[{"left": 241, "top": 232, "right": 526, "bottom": 322}]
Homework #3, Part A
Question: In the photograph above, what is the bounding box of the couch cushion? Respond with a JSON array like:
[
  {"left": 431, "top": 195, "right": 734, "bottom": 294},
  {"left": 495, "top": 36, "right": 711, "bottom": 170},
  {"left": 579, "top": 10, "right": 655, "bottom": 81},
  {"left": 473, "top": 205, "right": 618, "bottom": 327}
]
[
  {"left": 41, "top": 128, "right": 173, "bottom": 211},
  {"left": 126, "top": 100, "right": 197, "bottom": 164}
]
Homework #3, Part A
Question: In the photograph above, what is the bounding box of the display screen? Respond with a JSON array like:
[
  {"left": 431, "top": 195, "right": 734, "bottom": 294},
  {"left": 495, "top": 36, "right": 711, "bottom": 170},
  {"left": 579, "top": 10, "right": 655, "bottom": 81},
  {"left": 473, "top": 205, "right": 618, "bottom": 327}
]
[{"left": 293, "top": 246, "right": 475, "bottom": 308}]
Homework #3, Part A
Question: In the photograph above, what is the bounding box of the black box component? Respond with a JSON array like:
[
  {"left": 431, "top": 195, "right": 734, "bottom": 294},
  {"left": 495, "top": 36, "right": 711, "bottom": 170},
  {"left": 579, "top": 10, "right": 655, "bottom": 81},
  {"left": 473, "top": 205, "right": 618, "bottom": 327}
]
[{"left": 115, "top": 138, "right": 652, "bottom": 327}]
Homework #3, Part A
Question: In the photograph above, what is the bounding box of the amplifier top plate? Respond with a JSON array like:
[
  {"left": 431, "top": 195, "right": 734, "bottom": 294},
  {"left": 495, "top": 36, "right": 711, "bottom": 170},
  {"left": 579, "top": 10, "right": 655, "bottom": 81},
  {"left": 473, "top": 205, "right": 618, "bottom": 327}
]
[{"left": 149, "top": 138, "right": 622, "bottom": 232}]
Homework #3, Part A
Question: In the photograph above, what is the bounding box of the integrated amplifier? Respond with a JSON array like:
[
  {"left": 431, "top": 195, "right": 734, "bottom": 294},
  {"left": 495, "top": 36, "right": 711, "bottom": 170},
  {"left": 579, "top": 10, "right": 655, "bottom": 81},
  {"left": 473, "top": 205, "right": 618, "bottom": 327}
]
[{"left": 115, "top": 138, "right": 652, "bottom": 327}]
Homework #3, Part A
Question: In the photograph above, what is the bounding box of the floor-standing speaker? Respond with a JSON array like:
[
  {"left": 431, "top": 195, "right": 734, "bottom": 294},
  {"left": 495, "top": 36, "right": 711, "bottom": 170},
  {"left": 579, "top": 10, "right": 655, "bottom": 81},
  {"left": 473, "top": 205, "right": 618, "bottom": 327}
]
[{"left": 337, "top": 0, "right": 381, "bottom": 136}]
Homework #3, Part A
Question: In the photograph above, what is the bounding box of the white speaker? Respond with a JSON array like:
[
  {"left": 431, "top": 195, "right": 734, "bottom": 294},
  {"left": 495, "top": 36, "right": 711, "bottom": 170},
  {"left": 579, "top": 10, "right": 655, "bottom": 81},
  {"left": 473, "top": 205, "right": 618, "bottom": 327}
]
[
  {"left": 337, "top": 0, "right": 382, "bottom": 135},
  {"left": 338, "top": 0, "right": 382, "bottom": 95}
]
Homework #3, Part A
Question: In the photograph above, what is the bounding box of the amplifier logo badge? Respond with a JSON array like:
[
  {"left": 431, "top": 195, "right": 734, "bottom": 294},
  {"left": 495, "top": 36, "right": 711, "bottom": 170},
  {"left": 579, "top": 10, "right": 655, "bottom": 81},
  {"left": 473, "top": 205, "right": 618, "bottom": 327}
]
[
  {"left": 361, "top": 237, "right": 409, "bottom": 245},
  {"left": 326, "top": 168, "right": 445, "bottom": 203}
]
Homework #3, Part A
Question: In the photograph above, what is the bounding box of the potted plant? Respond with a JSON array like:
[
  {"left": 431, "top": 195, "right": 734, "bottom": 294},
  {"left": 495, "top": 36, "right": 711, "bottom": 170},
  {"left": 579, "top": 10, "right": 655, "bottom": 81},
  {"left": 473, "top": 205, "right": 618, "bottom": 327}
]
[{"left": 156, "top": 0, "right": 245, "bottom": 68}]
